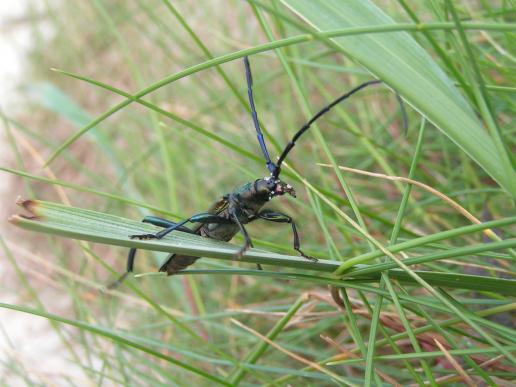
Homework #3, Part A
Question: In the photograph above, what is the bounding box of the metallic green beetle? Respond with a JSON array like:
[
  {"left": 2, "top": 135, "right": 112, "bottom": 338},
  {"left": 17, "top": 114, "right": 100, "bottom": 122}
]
[{"left": 110, "top": 57, "right": 383, "bottom": 287}]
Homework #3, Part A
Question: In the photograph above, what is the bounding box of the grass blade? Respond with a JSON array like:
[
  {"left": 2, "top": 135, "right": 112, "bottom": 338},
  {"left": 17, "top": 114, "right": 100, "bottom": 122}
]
[{"left": 8, "top": 199, "right": 516, "bottom": 294}]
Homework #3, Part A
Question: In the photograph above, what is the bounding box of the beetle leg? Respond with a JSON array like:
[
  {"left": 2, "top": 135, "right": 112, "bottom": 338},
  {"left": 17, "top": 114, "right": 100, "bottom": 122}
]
[
  {"left": 246, "top": 215, "right": 262, "bottom": 270},
  {"left": 108, "top": 217, "right": 197, "bottom": 289},
  {"left": 230, "top": 210, "right": 253, "bottom": 260},
  {"left": 129, "top": 217, "right": 195, "bottom": 240},
  {"left": 142, "top": 215, "right": 195, "bottom": 232},
  {"left": 129, "top": 213, "right": 231, "bottom": 240},
  {"left": 107, "top": 247, "right": 138, "bottom": 289},
  {"left": 128, "top": 215, "right": 197, "bottom": 270},
  {"left": 257, "top": 210, "right": 318, "bottom": 261}
]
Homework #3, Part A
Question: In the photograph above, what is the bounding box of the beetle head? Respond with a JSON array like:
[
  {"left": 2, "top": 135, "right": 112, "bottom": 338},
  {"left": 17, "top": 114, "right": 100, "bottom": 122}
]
[{"left": 255, "top": 177, "right": 296, "bottom": 200}]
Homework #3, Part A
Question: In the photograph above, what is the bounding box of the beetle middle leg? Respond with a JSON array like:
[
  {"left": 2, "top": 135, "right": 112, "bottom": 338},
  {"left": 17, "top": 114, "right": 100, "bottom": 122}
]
[
  {"left": 230, "top": 210, "right": 253, "bottom": 260},
  {"left": 257, "top": 210, "right": 317, "bottom": 261}
]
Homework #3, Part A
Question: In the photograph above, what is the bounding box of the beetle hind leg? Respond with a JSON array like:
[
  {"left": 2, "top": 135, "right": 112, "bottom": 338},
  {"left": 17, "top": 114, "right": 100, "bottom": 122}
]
[{"left": 108, "top": 216, "right": 195, "bottom": 289}]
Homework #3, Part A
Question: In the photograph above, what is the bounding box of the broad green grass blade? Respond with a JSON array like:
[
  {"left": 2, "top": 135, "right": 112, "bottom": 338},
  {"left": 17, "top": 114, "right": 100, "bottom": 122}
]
[
  {"left": 8, "top": 199, "right": 516, "bottom": 294},
  {"left": 9, "top": 199, "right": 332, "bottom": 271},
  {"left": 282, "top": 0, "right": 516, "bottom": 197}
]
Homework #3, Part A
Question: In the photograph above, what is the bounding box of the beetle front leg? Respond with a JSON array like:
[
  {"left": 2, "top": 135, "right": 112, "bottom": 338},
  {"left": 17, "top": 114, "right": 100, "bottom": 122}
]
[{"left": 257, "top": 210, "right": 317, "bottom": 261}]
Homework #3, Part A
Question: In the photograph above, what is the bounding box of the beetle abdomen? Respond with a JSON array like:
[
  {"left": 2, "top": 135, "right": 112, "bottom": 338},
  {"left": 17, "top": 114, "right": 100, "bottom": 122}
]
[
  {"left": 159, "top": 222, "right": 240, "bottom": 275},
  {"left": 159, "top": 254, "right": 199, "bottom": 275}
]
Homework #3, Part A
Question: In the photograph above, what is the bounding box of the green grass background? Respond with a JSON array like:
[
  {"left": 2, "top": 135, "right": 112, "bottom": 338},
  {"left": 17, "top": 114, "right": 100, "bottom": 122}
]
[{"left": 1, "top": 0, "right": 515, "bottom": 385}]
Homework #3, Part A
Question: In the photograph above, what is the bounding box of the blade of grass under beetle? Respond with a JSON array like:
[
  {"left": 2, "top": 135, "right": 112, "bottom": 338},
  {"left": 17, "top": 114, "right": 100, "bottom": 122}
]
[
  {"left": 9, "top": 198, "right": 338, "bottom": 271},
  {"left": 281, "top": 0, "right": 516, "bottom": 197},
  {"left": 9, "top": 199, "right": 516, "bottom": 295}
]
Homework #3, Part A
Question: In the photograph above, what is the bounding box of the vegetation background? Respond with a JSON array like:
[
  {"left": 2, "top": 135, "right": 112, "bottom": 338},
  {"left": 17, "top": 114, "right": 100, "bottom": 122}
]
[{"left": 0, "top": 0, "right": 514, "bottom": 385}]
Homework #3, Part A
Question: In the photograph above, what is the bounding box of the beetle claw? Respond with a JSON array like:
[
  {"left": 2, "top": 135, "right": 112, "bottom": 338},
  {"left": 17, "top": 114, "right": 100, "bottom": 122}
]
[{"left": 297, "top": 249, "right": 318, "bottom": 262}]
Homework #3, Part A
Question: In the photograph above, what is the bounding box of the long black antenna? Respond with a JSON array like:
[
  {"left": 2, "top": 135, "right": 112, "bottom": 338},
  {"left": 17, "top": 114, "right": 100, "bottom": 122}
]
[
  {"left": 272, "top": 80, "right": 382, "bottom": 179},
  {"left": 244, "top": 57, "right": 276, "bottom": 175}
]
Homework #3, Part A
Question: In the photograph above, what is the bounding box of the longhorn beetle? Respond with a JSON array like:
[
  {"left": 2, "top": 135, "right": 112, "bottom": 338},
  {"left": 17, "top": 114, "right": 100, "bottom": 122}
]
[{"left": 109, "top": 57, "right": 392, "bottom": 287}]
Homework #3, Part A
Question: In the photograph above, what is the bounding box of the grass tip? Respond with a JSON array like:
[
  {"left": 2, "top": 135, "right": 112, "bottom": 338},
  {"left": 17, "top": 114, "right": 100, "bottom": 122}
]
[
  {"left": 14, "top": 197, "right": 41, "bottom": 220},
  {"left": 8, "top": 214, "right": 40, "bottom": 224},
  {"left": 16, "top": 197, "right": 37, "bottom": 212},
  {"left": 7, "top": 214, "right": 19, "bottom": 224},
  {"left": 15, "top": 195, "right": 25, "bottom": 206}
]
